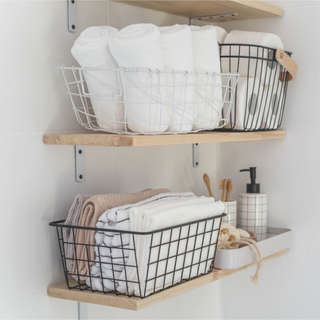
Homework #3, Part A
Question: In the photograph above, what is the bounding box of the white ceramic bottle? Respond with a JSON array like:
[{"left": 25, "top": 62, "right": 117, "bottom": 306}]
[{"left": 238, "top": 167, "right": 268, "bottom": 241}]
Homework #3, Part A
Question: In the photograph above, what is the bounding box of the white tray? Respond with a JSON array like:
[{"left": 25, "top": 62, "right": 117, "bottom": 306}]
[{"left": 214, "top": 227, "right": 293, "bottom": 269}]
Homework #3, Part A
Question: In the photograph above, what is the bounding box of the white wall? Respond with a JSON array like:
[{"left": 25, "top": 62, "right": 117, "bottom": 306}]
[
  {"left": 0, "top": 1, "right": 109, "bottom": 319},
  {"left": 0, "top": 1, "right": 221, "bottom": 319},
  {"left": 217, "top": 1, "right": 320, "bottom": 319}
]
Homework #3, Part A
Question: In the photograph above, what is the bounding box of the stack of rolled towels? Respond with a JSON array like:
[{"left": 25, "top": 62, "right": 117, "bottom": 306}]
[
  {"left": 71, "top": 24, "right": 225, "bottom": 134},
  {"left": 220, "top": 30, "right": 285, "bottom": 130},
  {"left": 71, "top": 24, "right": 285, "bottom": 133},
  {"left": 64, "top": 189, "right": 225, "bottom": 297}
]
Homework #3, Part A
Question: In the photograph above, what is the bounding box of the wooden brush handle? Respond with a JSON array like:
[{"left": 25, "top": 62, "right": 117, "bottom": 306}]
[
  {"left": 221, "top": 179, "right": 227, "bottom": 202},
  {"left": 226, "top": 179, "right": 231, "bottom": 202},
  {"left": 203, "top": 174, "right": 214, "bottom": 198}
]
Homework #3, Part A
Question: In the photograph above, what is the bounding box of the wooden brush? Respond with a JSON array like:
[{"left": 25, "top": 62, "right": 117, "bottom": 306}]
[
  {"left": 203, "top": 173, "right": 214, "bottom": 198},
  {"left": 225, "top": 179, "right": 233, "bottom": 202},
  {"left": 219, "top": 179, "right": 227, "bottom": 201}
]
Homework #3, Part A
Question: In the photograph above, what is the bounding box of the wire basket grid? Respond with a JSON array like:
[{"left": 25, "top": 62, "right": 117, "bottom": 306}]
[
  {"left": 61, "top": 66, "right": 239, "bottom": 135},
  {"left": 219, "top": 44, "right": 293, "bottom": 131},
  {"left": 50, "top": 213, "right": 225, "bottom": 299}
]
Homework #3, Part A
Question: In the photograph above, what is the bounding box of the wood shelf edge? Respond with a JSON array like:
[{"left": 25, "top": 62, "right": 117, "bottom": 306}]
[
  {"left": 43, "top": 131, "right": 286, "bottom": 147},
  {"left": 43, "top": 133, "right": 135, "bottom": 147},
  {"left": 47, "top": 249, "right": 288, "bottom": 311},
  {"left": 111, "top": 0, "right": 283, "bottom": 21}
]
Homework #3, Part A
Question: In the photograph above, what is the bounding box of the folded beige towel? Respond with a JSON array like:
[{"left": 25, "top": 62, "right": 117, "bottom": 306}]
[
  {"left": 63, "top": 194, "right": 92, "bottom": 273},
  {"left": 72, "top": 188, "right": 170, "bottom": 280}
]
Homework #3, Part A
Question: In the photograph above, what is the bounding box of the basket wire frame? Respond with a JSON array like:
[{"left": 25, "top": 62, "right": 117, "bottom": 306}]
[
  {"left": 61, "top": 65, "right": 239, "bottom": 135},
  {"left": 219, "top": 44, "right": 292, "bottom": 131},
  {"left": 50, "top": 213, "right": 224, "bottom": 299}
]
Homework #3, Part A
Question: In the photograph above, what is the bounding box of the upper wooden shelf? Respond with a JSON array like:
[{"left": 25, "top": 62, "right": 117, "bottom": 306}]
[
  {"left": 47, "top": 250, "right": 287, "bottom": 311},
  {"left": 111, "top": 0, "right": 283, "bottom": 22},
  {"left": 43, "top": 130, "right": 285, "bottom": 147}
]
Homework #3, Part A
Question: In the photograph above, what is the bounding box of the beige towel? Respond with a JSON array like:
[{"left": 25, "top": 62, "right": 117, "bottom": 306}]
[
  {"left": 63, "top": 194, "right": 92, "bottom": 273},
  {"left": 72, "top": 188, "right": 170, "bottom": 280}
]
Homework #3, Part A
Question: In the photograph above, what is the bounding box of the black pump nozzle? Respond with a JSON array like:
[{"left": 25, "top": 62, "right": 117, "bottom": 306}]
[{"left": 240, "top": 167, "right": 260, "bottom": 193}]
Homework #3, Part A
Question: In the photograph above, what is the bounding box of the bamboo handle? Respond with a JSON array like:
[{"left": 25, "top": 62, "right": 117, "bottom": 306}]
[
  {"left": 276, "top": 49, "right": 298, "bottom": 82},
  {"left": 221, "top": 179, "right": 227, "bottom": 202},
  {"left": 225, "top": 179, "right": 231, "bottom": 202},
  {"left": 203, "top": 174, "right": 214, "bottom": 198}
]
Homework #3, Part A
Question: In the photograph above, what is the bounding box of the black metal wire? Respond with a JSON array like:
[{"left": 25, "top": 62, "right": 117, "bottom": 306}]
[
  {"left": 218, "top": 44, "right": 292, "bottom": 132},
  {"left": 50, "top": 213, "right": 225, "bottom": 299}
]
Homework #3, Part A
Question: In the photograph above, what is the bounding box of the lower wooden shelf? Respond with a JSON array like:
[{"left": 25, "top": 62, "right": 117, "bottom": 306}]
[{"left": 47, "top": 249, "right": 287, "bottom": 311}]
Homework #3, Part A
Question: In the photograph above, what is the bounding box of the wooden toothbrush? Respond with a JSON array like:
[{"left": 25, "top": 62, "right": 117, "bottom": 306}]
[
  {"left": 203, "top": 173, "right": 214, "bottom": 198},
  {"left": 219, "top": 179, "right": 228, "bottom": 201}
]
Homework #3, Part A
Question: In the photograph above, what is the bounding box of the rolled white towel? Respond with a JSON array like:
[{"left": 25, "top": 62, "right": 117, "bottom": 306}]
[
  {"left": 71, "top": 26, "right": 125, "bottom": 132},
  {"left": 159, "top": 25, "right": 195, "bottom": 132},
  {"left": 191, "top": 26, "right": 223, "bottom": 130},
  {"left": 226, "top": 77, "right": 264, "bottom": 130},
  {"left": 215, "top": 26, "right": 227, "bottom": 44},
  {"left": 221, "top": 30, "right": 284, "bottom": 85},
  {"left": 109, "top": 24, "right": 170, "bottom": 134},
  {"left": 261, "top": 81, "right": 285, "bottom": 129}
]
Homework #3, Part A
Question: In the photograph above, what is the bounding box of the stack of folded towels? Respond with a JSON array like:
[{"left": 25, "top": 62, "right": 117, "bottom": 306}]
[
  {"left": 220, "top": 30, "right": 285, "bottom": 130},
  {"left": 71, "top": 24, "right": 226, "bottom": 134},
  {"left": 64, "top": 189, "right": 225, "bottom": 297}
]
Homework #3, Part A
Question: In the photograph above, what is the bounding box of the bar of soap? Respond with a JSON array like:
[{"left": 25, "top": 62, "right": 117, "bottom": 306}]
[{"left": 236, "top": 228, "right": 251, "bottom": 238}]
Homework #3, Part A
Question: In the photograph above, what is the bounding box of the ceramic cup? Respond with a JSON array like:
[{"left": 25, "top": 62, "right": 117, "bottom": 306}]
[{"left": 222, "top": 200, "right": 237, "bottom": 227}]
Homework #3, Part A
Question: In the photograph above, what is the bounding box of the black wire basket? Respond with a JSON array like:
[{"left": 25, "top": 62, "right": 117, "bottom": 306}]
[
  {"left": 218, "top": 44, "right": 297, "bottom": 131},
  {"left": 50, "top": 213, "right": 225, "bottom": 299}
]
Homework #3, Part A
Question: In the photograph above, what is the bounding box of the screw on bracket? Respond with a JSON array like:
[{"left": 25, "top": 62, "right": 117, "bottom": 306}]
[
  {"left": 193, "top": 143, "right": 199, "bottom": 168},
  {"left": 68, "top": 0, "right": 77, "bottom": 33},
  {"left": 75, "top": 145, "right": 84, "bottom": 182}
]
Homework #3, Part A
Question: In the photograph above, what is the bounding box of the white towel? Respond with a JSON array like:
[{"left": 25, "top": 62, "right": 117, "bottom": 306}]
[
  {"left": 215, "top": 26, "right": 227, "bottom": 44},
  {"left": 127, "top": 197, "right": 225, "bottom": 296},
  {"left": 221, "top": 30, "right": 284, "bottom": 85},
  {"left": 226, "top": 77, "right": 264, "bottom": 130},
  {"left": 159, "top": 25, "right": 195, "bottom": 132},
  {"left": 262, "top": 82, "right": 285, "bottom": 129},
  {"left": 87, "top": 192, "right": 195, "bottom": 292},
  {"left": 87, "top": 193, "right": 224, "bottom": 297},
  {"left": 191, "top": 26, "right": 223, "bottom": 130},
  {"left": 71, "top": 26, "right": 125, "bottom": 132},
  {"left": 109, "top": 24, "right": 170, "bottom": 133}
]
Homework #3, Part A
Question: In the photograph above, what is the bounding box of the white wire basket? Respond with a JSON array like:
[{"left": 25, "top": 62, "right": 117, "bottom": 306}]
[{"left": 61, "top": 66, "right": 239, "bottom": 135}]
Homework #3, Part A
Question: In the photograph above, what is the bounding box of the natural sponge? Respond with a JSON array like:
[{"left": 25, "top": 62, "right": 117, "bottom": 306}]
[{"left": 217, "top": 222, "right": 240, "bottom": 249}]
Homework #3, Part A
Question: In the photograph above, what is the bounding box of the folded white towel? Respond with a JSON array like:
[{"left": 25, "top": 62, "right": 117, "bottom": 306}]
[
  {"left": 109, "top": 24, "right": 170, "bottom": 133},
  {"left": 215, "top": 26, "right": 227, "bottom": 44},
  {"left": 221, "top": 30, "right": 284, "bottom": 85},
  {"left": 159, "top": 25, "right": 195, "bottom": 132},
  {"left": 191, "top": 26, "right": 223, "bottom": 130},
  {"left": 71, "top": 26, "right": 125, "bottom": 132},
  {"left": 226, "top": 77, "right": 264, "bottom": 130},
  {"left": 126, "top": 197, "right": 225, "bottom": 296},
  {"left": 87, "top": 192, "right": 195, "bottom": 292},
  {"left": 262, "top": 82, "right": 285, "bottom": 129}
]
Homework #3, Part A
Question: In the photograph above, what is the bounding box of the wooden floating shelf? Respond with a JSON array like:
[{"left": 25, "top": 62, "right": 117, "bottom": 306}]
[
  {"left": 48, "top": 249, "right": 287, "bottom": 311},
  {"left": 43, "top": 130, "right": 285, "bottom": 147},
  {"left": 111, "top": 0, "right": 283, "bottom": 22}
]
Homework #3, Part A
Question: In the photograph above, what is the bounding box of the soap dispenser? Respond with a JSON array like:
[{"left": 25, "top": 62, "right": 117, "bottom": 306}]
[{"left": 238, "top": 167, "right": 268, "bottom": 241}]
